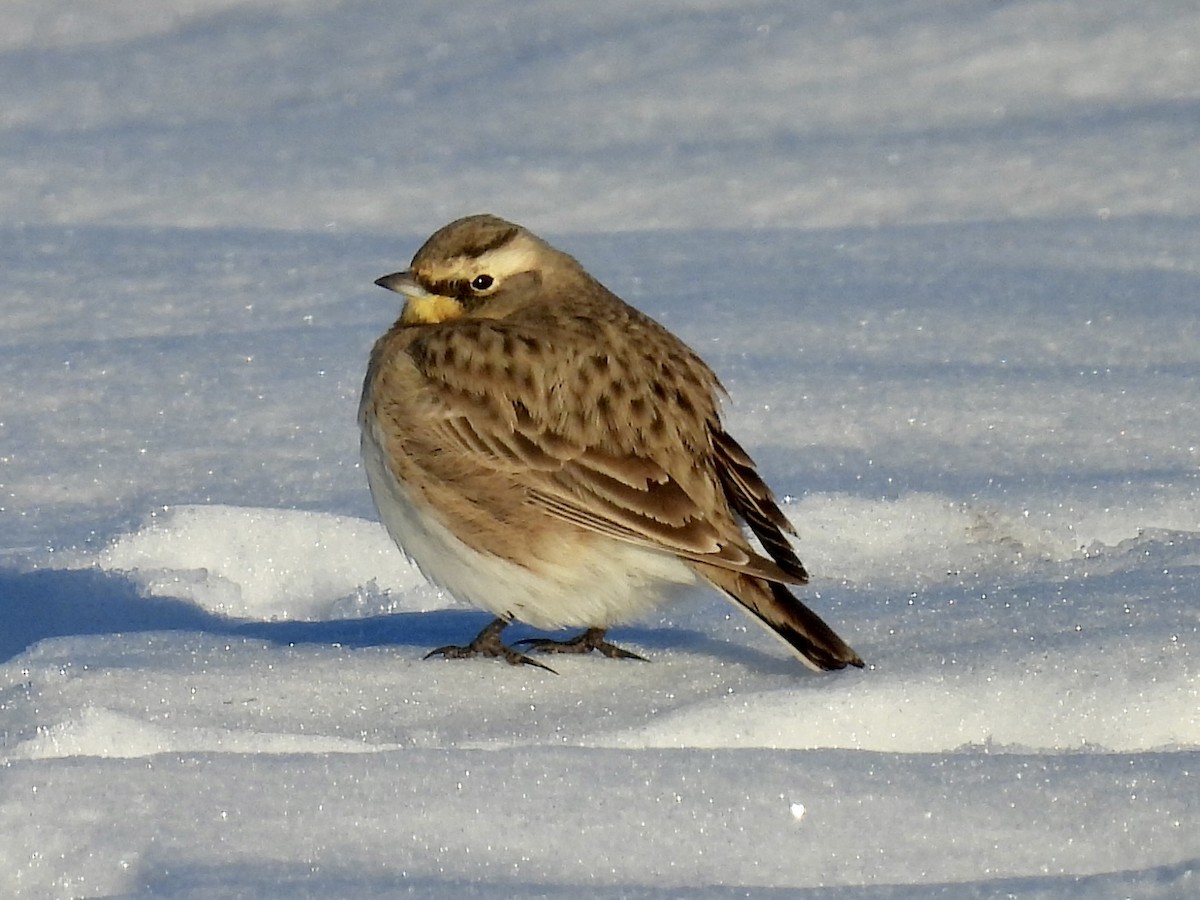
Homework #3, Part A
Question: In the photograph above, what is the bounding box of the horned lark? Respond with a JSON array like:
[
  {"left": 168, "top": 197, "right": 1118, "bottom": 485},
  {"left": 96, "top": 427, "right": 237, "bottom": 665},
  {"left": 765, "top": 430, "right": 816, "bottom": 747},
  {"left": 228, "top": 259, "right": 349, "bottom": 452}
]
[{"left": 360, "top": 214, "right": 863, "bottom": 672}]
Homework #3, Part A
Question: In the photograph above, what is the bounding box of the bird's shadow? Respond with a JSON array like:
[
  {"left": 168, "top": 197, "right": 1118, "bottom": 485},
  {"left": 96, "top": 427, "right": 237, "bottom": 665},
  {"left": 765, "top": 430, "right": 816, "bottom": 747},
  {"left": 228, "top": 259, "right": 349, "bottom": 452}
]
[{"left": 0, "top": 567, "right": 791, "bottom": 672}]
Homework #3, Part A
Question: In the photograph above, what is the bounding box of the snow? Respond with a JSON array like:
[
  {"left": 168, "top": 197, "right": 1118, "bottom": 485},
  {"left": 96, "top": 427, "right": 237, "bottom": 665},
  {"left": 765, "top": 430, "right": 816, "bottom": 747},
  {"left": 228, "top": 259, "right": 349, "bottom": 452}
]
[{"left": 2, "top": 1, "right": 1199, "bottom": 896}]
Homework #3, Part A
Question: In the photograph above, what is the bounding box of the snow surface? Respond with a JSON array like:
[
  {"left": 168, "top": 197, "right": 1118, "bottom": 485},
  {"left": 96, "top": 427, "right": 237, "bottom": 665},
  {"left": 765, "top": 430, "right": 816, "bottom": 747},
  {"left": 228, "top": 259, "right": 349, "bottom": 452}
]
[{"left": 2, "top": 1, "right": 1199, "bottom": 897}]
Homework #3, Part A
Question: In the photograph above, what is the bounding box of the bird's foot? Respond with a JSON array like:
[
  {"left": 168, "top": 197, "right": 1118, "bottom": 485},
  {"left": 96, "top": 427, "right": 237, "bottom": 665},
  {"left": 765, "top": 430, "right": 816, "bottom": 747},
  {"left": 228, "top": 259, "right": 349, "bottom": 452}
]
[
  {"left": 425, "top": 617, "right": 556, "bottom": 672},
  {"left": 515, "top": 627, "right": 647, "bottom": 661}
]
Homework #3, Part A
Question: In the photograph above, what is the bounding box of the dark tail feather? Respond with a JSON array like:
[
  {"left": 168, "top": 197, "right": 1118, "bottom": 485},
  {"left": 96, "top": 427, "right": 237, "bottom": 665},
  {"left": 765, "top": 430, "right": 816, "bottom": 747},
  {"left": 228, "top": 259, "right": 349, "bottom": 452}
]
[
  {"left": 695, "top": 563, "right": 864, "bottom": 672},
  {"left": 760, "top": 580, "right": 864, "bottom": 671}
]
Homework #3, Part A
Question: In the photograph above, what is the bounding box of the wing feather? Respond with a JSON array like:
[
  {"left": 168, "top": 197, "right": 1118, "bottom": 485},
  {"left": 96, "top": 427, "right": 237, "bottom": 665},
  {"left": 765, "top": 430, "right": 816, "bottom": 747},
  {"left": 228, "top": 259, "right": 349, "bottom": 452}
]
[
  {"left": 389, "top": 313, "right": 805, "bottom": 584},
  {"left": 711, "top": 429, "right": 808, "bottom": 581}
]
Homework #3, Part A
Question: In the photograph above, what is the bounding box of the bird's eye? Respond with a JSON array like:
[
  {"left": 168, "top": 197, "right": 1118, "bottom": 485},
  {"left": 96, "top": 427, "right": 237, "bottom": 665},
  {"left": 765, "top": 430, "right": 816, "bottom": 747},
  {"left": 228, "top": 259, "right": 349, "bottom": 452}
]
[{"left": 470, "top": 274, "right": 494, "bottom": 291}]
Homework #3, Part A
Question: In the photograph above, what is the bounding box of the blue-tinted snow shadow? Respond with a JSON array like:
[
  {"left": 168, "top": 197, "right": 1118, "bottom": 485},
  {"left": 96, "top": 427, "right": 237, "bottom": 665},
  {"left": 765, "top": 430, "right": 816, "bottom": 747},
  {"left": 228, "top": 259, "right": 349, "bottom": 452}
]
[
  {"left": 0, "top": 567, "right": 795, "bottom": 671},
  {"left": 0, "top": 567, "right": 220, "bottom": 663},
  {"left": 0, "top": 566, "right": 447, "bottom": 664}
]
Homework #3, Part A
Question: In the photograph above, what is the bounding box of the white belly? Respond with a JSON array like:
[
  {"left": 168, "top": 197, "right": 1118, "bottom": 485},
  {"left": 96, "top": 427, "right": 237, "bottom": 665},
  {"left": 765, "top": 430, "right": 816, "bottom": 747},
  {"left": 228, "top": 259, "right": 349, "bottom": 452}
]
[{"left": 360, "top": 419, "right": 697, "bottom": 631}]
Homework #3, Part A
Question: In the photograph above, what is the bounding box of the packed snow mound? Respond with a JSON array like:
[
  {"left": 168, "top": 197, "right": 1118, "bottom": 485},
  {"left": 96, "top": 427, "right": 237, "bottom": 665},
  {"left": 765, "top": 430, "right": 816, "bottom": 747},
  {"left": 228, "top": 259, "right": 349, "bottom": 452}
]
[
  {"left": 7, "top": 705, "right": 401, "bottom": 761},
  {"left": 600, "top": 660, "right": 1200, "bottom": 754},
  {"left": 75, "top": 505, "right": 431, "bottom": 621}
]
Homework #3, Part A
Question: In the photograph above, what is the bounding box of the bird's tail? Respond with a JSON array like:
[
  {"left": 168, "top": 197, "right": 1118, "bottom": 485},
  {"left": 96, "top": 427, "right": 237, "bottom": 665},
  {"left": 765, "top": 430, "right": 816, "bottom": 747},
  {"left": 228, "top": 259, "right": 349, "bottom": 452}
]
[{"left": 694, "top": 563, "right": 864, "bottom": 671}]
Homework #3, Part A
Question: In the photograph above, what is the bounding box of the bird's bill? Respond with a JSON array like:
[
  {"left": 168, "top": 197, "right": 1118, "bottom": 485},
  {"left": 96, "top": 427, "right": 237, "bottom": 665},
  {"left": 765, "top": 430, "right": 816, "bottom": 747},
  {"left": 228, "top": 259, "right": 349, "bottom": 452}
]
[
  {"left": 375, "top": 270, "right": 464, "bottom": 325},
  {"left": 374, "top": 270, "right": 426, "bottom": 297}
]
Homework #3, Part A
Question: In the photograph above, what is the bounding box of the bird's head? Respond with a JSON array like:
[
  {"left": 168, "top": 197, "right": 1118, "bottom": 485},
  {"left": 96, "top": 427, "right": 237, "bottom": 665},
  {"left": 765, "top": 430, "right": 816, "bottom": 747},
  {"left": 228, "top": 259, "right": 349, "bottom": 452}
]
[{"left": 375, "top": 214, "right": 575, "bottom": 325}]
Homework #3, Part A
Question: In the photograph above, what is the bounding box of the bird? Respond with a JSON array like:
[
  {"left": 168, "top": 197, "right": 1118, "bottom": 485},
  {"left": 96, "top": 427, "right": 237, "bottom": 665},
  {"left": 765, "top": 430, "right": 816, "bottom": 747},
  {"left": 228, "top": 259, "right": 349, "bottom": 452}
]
[{"left": 359, "top": 214, "right": 863, "bottom": 673}]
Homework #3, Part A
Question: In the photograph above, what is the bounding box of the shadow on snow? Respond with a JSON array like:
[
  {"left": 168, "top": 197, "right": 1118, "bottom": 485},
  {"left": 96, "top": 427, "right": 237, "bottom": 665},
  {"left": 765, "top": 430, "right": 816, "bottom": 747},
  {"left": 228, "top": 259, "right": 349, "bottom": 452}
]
[{"left": 0, "top": 566, "right": 792, "bottom": 671}]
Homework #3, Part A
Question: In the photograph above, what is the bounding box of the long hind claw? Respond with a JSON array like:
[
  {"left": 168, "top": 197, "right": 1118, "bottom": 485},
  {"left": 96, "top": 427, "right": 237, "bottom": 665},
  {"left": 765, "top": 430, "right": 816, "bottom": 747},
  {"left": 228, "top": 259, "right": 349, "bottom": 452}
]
[
  {"left": 425, "top": 617, "right": 557, "bottom": 672},
  {"left": 515, "top": 627, "right": 647, "bottom": 661}
]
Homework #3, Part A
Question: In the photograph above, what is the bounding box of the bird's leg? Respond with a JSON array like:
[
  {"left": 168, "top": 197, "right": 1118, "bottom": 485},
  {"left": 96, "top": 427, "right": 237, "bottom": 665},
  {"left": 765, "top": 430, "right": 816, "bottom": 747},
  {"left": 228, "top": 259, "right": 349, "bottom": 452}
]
[
  {"left": 425, "top": 617, "right": 556, "bottom": 672},
  {"left": 516, "top": 627, "right": 647, "bottom": 661}
]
